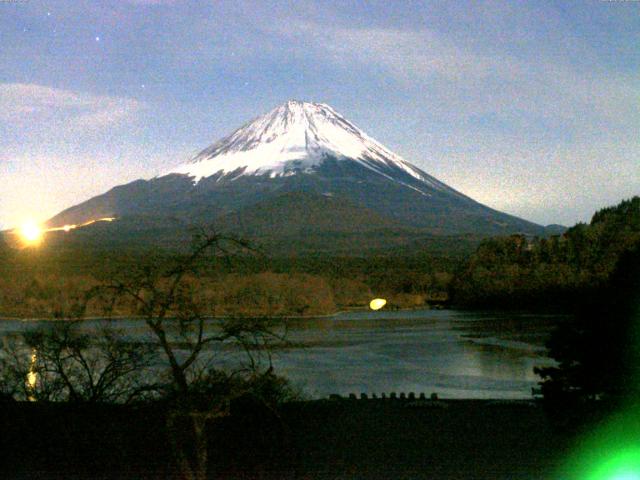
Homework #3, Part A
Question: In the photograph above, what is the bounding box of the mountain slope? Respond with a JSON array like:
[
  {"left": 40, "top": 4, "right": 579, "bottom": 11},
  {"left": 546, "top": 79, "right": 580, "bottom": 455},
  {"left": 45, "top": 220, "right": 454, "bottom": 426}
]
[
  {"left": 216, "top": 191, "right": 403, "bottom": 236},
  {"left": 47, "top": 100, "right": 546, "bottom": 249},
  {"left": 167, "top": 100, "right": 460, "bottom": 197}
]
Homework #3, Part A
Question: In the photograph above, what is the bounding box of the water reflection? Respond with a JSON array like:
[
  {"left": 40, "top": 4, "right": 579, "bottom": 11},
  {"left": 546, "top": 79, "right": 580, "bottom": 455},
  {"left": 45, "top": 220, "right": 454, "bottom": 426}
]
[
  {"left": 0, "top": 309, "right": 564, "bottom": 399},
  {"left": 271, "top": 309, "right": 561, "bottom": 399},
  {"left": 27, "top": 348, "right": 37, "bottom": 401}
]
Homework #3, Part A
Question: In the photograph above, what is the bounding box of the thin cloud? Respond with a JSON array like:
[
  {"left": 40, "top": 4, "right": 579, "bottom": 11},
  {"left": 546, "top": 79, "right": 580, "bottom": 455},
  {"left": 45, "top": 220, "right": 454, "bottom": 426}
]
[
  {"left": 0, "top": 83, "right": 143, "bottom": 131},
  {"left": 265, "top": 20, "right": 638, "bottom": 134},
  {"left": 259, "top": 19, "right": 638, "bottom": 224}
]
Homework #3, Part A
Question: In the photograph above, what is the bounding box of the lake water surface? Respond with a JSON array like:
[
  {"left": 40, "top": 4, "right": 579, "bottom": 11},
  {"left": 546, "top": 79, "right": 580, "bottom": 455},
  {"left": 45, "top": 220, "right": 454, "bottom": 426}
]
[
  {"left": 0, "top": 309, "right": 563, "bottom": 399},
  {"left": 277, "top": 309, "right": 560, "bottom": 399}
]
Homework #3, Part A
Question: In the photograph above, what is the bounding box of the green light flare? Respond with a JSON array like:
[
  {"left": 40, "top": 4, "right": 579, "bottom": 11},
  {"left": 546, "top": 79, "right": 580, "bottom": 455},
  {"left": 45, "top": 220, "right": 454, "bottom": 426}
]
[
  {"left": 559, "top": 409, "right": 640, "bottom": 480},
  {"left": 557, "top": 287, "right": 640, "bottom": 480},
  {"left": 611, "top": 473, "right": 640, "bottom": 480},
  {"left": 587, "top": 448, "right": 640, "bottom": 480}
]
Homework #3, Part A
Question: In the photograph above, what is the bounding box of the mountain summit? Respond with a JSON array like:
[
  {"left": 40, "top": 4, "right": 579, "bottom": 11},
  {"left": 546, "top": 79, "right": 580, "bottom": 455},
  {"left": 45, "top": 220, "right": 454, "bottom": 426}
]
[
  {"left": 47, "top": 100, "right": 546, "bottom": 252},
  {"left": 167, "top": 100, "right": 458, "bottom": 198}
]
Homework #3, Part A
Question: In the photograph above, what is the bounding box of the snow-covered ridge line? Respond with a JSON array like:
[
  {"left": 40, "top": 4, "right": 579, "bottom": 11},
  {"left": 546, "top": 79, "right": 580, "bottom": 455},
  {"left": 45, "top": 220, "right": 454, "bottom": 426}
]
[{"left": 165, "top": 100, "right": 453, "bottom": 195}]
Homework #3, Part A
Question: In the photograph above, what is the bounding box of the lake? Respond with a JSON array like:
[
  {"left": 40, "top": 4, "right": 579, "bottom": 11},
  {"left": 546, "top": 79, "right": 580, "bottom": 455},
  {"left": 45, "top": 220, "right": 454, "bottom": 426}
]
[
  {"left": 277, "top": 309, "right": 560, "bottom": 399},
  {"left": 0, "top": 309, "right": 563, "bottom": 399}
]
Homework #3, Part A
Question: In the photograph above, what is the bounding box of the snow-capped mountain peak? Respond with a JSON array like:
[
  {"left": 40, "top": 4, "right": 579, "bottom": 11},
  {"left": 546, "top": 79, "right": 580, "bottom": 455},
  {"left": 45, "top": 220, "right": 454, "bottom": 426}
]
[
  {"left": 166, "top": 100, "right": 447, "bottom": 193},
  {"left": 47, "top": 100, "right": 544, "bottom": 240}
]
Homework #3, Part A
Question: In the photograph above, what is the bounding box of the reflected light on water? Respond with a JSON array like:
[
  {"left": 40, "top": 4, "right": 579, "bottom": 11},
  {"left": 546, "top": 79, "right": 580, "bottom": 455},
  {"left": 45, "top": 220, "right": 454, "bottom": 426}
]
[
  {"left": 26, "top": 349, "right": 37, "bottom": 401},
  {"left": 369, "top": 298, "right": 387, "bottom": 311}
]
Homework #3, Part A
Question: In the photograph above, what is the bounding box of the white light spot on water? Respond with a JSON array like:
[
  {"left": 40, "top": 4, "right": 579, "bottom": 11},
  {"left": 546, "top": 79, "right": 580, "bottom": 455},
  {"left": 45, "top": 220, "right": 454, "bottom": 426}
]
[{"left": 369, "top": 298, "right": 387, "bottom": 311}]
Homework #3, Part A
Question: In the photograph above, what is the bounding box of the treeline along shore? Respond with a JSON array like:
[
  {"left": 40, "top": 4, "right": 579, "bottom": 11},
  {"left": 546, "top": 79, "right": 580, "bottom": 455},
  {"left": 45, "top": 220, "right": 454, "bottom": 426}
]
[
  {"left": 0, "top": 196, "right": 638, "bottom": 319},
  {"left": 0, "top": 245, "right": 462, "bottom": 319},
  {"left": 450, "top": 196, "right": 640, "bottom": 309}
]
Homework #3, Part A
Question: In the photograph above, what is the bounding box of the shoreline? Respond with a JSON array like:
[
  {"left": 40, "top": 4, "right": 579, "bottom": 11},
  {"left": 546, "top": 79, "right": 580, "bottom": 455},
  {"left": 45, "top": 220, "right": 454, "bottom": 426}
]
[
  {"left": 0, "top": 304, "right": 442, "bottom": 322},
  {"left": 0, "top": 303, "right": 573, "bottom": 323}
]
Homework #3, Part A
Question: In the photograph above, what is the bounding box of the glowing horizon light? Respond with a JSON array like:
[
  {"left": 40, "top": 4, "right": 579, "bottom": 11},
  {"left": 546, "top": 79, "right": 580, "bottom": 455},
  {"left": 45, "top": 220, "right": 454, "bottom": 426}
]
[
  {"left": 19, "top": 221, "right": 43, "bottom": 245},
  {"left": 369, "top": 298, "right": 387, "bottom": 311},
  {"left": 63, "top": 225, "right": 72, "bottom": 232}
]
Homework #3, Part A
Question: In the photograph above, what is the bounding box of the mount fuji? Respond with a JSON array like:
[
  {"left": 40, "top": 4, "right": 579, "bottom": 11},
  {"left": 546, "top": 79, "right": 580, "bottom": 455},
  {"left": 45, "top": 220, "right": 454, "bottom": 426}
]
[
  {"left": 168, "top": 100, "right": 459, "bottom": 197},
  {"left": 47, "top": 100, "right": 546, "bottom": 252}
]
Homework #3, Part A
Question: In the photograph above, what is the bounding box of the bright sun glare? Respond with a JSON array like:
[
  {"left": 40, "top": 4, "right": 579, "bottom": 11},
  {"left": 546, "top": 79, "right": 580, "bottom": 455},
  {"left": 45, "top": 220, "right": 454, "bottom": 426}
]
[{"left": 19, "top": 221, "right": 43, "bottom": 245}]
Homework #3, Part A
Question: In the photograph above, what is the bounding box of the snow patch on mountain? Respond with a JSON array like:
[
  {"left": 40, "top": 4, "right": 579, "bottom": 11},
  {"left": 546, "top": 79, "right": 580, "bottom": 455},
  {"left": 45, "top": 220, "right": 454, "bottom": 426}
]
[{"left": 166, "top": 100, "right": 453, "bottom": 195}]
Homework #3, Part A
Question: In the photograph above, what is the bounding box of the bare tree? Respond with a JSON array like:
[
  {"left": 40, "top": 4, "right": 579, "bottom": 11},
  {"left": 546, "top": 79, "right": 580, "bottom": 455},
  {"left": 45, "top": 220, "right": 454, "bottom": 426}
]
[
  {"left": 86, "top": 229, "right": 291, "bottom": 480},
  {"left": 0, "top": 321, "right": 158, "bottom": 403}
]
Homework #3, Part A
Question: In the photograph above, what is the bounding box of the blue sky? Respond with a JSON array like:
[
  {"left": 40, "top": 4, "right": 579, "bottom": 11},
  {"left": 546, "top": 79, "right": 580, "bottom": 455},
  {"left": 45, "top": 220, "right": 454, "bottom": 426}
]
[{"left": 0, "top": 0, "right": 638, "bottom": 229}]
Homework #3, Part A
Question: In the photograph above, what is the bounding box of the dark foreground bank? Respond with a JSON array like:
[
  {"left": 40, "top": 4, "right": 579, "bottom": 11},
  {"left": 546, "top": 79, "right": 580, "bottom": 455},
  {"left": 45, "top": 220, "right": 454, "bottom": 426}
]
[{"left": 0, "top": 398, "right": 575, "bottom": 479}]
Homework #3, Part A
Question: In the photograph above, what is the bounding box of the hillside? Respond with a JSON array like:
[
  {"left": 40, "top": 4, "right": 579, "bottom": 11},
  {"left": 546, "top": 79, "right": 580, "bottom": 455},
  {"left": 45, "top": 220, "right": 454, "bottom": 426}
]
[{"left": 450, "top": 196, "right": 640, "bottom": 308}]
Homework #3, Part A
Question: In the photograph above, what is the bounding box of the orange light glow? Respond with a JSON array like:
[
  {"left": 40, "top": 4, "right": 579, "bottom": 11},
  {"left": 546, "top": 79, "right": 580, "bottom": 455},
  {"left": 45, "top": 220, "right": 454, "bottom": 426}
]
[
  {"left": 19, "top": 221, "right": 43, "bottom": 245},
  {"left": 7, "top": 217, "right": 117, "bottom": 249}
]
